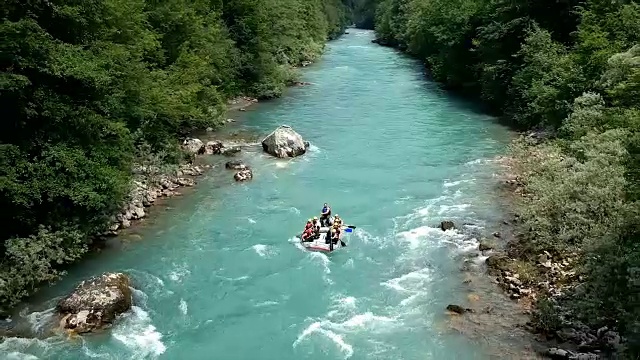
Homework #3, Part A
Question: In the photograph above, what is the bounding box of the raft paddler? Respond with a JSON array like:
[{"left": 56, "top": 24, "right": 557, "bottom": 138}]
[
  {"left": 301, "top": 219, "right": 314, "bottom": 241},
  {"left": 320, "top": 203, "right": 331, "bottom": 226},
  {"left": 333, "top": 214, "right": 343, "bottom": 227},
  {"left": 331, "top": 223, "right": 341, "bottom": 244}
]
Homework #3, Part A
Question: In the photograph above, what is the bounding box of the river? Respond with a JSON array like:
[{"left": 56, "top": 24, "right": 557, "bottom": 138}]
[{"left": 1, "top": 30, "right": 530, "bottom": 360}]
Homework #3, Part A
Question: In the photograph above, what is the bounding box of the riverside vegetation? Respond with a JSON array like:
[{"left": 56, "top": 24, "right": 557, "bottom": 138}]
[
  {"left": 365, "top": 0, "right": 640, "bottom": 357},
  {"left": 0, "top": 0, "right": 353, "bottom": 315}
]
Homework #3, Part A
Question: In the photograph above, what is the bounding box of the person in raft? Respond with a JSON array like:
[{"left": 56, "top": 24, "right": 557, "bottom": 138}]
[
  {"left": 320, "top": 203, "right": 332, "bottom": 227},
  {"left": 301, "top": 219, "right": 314, "bottom": 241},
  {"left": 311, "top": 216, "right": 321, "bottom": 234},
  {"left": 330, "top": 223, "right": 342, "bottom": 245},
  {"left": 333, "top": 214, "right": 343, "bottom": 228}
]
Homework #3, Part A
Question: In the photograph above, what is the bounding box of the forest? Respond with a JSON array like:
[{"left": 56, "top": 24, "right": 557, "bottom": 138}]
[
  {"left": 370, "top": 0, "right": 640, "bottom": 356},
  {"left": 0, "top": 0, "right": 351, "bottom": 313}
]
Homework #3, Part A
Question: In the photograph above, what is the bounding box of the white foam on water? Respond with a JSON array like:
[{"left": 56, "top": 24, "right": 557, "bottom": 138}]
[
  {"left": 0, "top": 337, "right": 63, "bottom": 360},
  {"left": 251, "top": 244, "right": 276, "bottom": 258},
  {"left": 333, "top": 313, "right": 396, "bottom": 331},
  {"left": 308, "top": 251, "right": 331, "bottom": 274},
  {"left": 4, "top": 352, "right": 39, "bottom": 360},
  {"left": 179, "top": 299, "right": 188, "bottom": 315},
  {"left": 126, "top": 270, "right": 170, "bottom": 297},
  {"left": 289, "top": 207, "right": 301, "bottom": 215},
  {"left": 395, "top": 226, "right": 444, "bottom": 250},
  {"left": 327, "top": 295, "right": 358, "bottom": 318},
  {"left": 443, "top": 179, "right": 474, "bottom": 188},
  {"left": 254, "top": 300, "right": 279, "bottom": 307},
  {"left": 381, "top": 267, "right": 432, "bottom": 294},
  {"left": 23, "top": 307, "right": 55, "bottom": 334},
  {"left": 112, "top": 306, "right": 166, "bottom": 359},
  {"left": 131, "top": 287, "right": 148, "bottom": 307},
  {"left": 247, "top": 218, "right": 257, "bottom": 224},
  {"left": 464, "top": 158, "right": 485, "bottom": 166},
  {"left": 293, "top": 321, "right": 354, "bottom": 359},
  {"left": 353, "top": 228, "right": 379, "bottom": 245},
  {"left": 293, "top": 309, "right": 397, "bottom": 359},
  {"left": 168, "top": 263, "right": 191, "bottom": 283},
  {"left": 437, "top": 203, "right": 471, "bottom": 215}
]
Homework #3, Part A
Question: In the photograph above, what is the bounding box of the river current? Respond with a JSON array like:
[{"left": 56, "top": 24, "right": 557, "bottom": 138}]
[{"left": 1, "top": 30, "right": 523, "bottom": 360}]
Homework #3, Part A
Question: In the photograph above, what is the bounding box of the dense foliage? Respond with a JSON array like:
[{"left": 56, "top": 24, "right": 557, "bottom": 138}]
[
  {"left": 0, "top": 0, "right": 349, "bottom": 313},
  {"left": 371, "top": 0, "right": 640, "bottom": 355}
]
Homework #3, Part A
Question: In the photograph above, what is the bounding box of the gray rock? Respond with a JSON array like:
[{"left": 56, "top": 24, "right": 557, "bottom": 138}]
[
  {"left": 547, "top": 347, "right": 571, "bottom": 359},
  {"left": 446, "top": 304, "right": 473, "bottom": 314},
  {"left": 234, "top": 169, "right": 253, "bottom": 182},
  {"left": 206, "top": 140, "right": 223, "bottom": 155},
  {"left": 133, "top": 207, "right": 145, "bottom": 219},
  {"left": 56, "top": 273, "right": 132, "bottom": 334},
  {"left": 221, "top": 146, "right": 241, "bottom": 156},
  {"left": 440, "top": 221, "right": 455, "bottom": 231},
  {"left": 121, "top": 219, "right": 131, "bottom": 229},
  {"left": 226, "top": 160, "right": 248, "bottom": 170},
  {"left": 261, "top": 125, "right": 308, "bottom": 158},
  {"left": 182, "top": 138, "right": 205, "bottom": 154}
]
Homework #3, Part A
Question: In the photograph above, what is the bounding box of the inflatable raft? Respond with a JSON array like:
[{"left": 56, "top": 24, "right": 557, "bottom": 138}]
[{"left": 296, "top": 225, "right": 351, "bottom": 253}]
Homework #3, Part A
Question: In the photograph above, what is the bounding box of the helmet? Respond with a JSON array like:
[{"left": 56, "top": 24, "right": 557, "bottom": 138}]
[
  {"left": 335, "top": 214, "right": 339, "bottom": 218},
  {"left": 313, "top": 216, "right": 318, "bottom": 220},
  {"left": 307, "top": 219, "right": 312, "bottom": 222}
]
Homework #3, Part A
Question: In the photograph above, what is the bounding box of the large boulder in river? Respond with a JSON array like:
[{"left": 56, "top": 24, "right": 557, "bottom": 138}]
[
  {"left": 261, "top": 125, "right": 309, "bottom": 158},
  {"left": 56, "top": 273, "right": 133, "bottom": 334}
]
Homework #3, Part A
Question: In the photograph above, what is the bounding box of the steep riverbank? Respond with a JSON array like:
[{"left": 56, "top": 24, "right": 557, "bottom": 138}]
[{"left": 2, "top": 30, "right": 540, "bottom": 360}]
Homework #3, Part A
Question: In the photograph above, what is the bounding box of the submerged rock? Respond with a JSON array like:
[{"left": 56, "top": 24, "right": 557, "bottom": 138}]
[
  {"left": 234, "top": 169, "right": 253, "bottom": 182},
  {"left": 261, "top": 125, "right": 309, "bottom": 158},
  {"left": 440, "top": 221, "right": 455, "bottom": 231},
  {"left": 225, "top": 160, "right": 248, "bottom": 170},
  {"left": 221, "top": 146, "right": 241, "bottom": 156},
  {"left": 56, "top": 273, "right": 132, "bottom": 334},
  {"left": 446, "top": 304, "right": 473, "bottom": 314}
]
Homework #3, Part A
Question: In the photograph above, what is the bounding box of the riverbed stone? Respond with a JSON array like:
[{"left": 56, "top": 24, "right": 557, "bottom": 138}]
[
  {"left": 182, "top": 138, "right": 205, "bottom": 154},
  {"left": 226, "top": 160, "right": 248, "bottom": 170},
  {"left": 440, "top": 221, "right": 455, "bottom": 231},
  {"left": 221, "top": 146, "right": 241, "bottom": 156},
  {"left": 261, "top": 125, "right": 309, "bottom": 158},
  {"left": 446, "top": 304, "right": 473, "bottom": 314},
  {"left": 205, "top": 140, "right": 223, "bottom": 155},
  {"left": 234, "top": 169, "right": 253, "bottom": 182},
  {"left": 56, "top": 273, "right": 133, "bottom": 334}
]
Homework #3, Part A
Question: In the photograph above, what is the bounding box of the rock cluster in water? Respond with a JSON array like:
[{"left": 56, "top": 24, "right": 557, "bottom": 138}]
[
  {"left": 56, "top": 273, "right": 132, "bottom": 334},
  {"left": 226, "top": 160, "right": 253, "bottom": 182}
]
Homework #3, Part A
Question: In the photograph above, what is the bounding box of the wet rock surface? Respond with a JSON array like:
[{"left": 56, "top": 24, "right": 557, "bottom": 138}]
[
  {"left": 261, "top": 125, "right": 309, "bottom": 158},
  {"left": 56, "top": 273, "right": 132, "bottom": 334}
]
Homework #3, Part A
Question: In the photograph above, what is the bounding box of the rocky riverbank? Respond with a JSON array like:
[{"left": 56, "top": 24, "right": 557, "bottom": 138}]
[
  {"left": 475, "top": 133, "right": 625, "bottom": 360},
  {"left": 101, "top": 95, "right": 262, "bottom": 238}
]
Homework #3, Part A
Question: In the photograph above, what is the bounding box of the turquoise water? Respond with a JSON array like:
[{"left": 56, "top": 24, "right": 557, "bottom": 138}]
[{"left": 1, "top": 30, "right": 520, "bottom": 360}]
